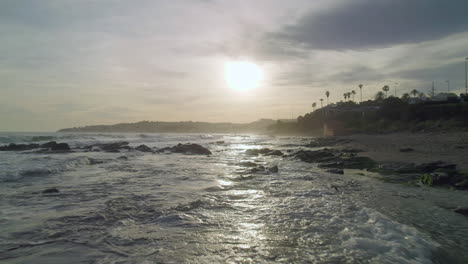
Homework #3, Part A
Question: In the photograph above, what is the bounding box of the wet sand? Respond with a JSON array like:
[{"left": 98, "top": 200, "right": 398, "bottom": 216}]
[{"left": 337, "top": 132, "right": 468, "bottom": 171}]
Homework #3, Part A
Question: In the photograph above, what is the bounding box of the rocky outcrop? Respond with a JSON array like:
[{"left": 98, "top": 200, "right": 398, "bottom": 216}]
[
  {"left": 157, "top": 143, "right": 212, "bottom": 155},
  {"left": 135, "top": 144, "right": 153, "bottom": 153},
  {"left": 0, "top": 143, "right": 40, "bottom": 151},
  {"left": 0, "top": 141, "right": 70, "bottom": 152},
  {"left": 98, "top": 142, "right": 131, "bottom": 153},
  {"left": 42, "top": 188, "right": 60, "bottom": 194}
]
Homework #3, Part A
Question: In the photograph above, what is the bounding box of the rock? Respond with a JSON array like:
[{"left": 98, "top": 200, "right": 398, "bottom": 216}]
[
  {"left": 99, "top": 142, "right": 130, "bottom": 153},
  {"left": 268, "top": 166, "right": 279, "bottom": 173},
  {"left": 454, "top": 180, "right": 468, "bottom": 190},
  {"left": 216, "top": 141, "right": 225, "bottom": 144},
  {"left": 117, "top": 156, "right": 128, "bottom": 160},
  {"left": 265, "top": 150, "right": 284, "bottom": 156},
  {"left": 293, "top": 149, "right": 335, "bottom": 163},
  {"left": 42, "top": 188, "right": 59, "bottom": 194},
  {"left": 239, "top": 161, "right": 257, "bottom": 167},
  {"left": 454, "top": 207, "right": 468, "bottom": 217},
  {"left": 0, "top": 143, "right": 40, "bottom": 151},
  {"left": 327, "top": 169, "right": 344, "bottom": 175},
  {"left": 51, "top": 143, "right": 71, "bottom": 151},
  {"left": 400, "top": 148, "right": 414, "bottom": 152},
  {"left": 417, "top": 161, "right": 457, "bottom": 173},
  {"left": 41, "top": 141, "right": 58, "bottom": 148},
  {"left": 157, "top": 143, "right": 212, "bottom": 155},
  {"left": 251, "top": 166, "right": 265, "bottom": 173},
  {"left": 135, "top": 144, "right": 153, "bottom": 152},
  {"left": 245, "top": 148, "right": 272, "bottom": 156}
]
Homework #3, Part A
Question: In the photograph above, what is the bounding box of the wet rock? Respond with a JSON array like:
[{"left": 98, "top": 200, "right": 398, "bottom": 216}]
[
  {"left": 268, "top": 166, "right": 279, "bottom": 173},
  {"left": 251, "top": 166, "right": 265, "bottom": 173},
  {"left": 418, "top": 161, "right": 457, "bottom": 173},
  {"left": 50, "top": 143, "right": 71, "bottom": 151},
  {"left": 99, "top": 142, "right": 130, "bottom": 152},
  {"left": 157, "top": 143, "right": 212, "bottom": 155},
  {"left": 245, "top": 148, "right": 273, "bottom": 156},
  {"left": 42, "top": 188, "right": 59, "bottom": 194},
  {"left": 238, "top": 161, "right": 257, "bottom": 167},
  {"left": 454, "top": 207, "right": 468, "bottom": 217},
  {"left": 400, "top": 148, "right": 415, "bottom": 153},
  {"left": 117, "top": 156, "right": 128, "bottom": 160},
  {"left": 454, "top": 180, "right": 468, "bottom": 190},
  {"left": 265, "top": 150, "right": 284, "bottom": 156},
  {"left": 293, "top": 149, "right": 335, "bottom": 163},
  {"left": 135, "top": 144, "right": 153, "bottom": 153},
  {"left": 327, "top": 168, "right": 344, "bottom": 175},
  {"left": 0, "top": 143, "right": 40, "bottom": 151}
]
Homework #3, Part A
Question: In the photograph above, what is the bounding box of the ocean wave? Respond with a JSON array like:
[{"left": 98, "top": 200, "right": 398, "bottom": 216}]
[{"left": 0, "top": 156, "right": 106, "bottom": 182}]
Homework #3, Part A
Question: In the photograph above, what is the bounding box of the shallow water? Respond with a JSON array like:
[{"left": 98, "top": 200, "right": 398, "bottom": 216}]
[{"left": 0, "top": 132, "right": 467, "bottom": 263}]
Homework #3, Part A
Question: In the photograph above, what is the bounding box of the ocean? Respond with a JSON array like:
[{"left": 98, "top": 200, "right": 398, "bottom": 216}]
[{"left": 0, "top": 132, "right": 467, "bottom": 263}]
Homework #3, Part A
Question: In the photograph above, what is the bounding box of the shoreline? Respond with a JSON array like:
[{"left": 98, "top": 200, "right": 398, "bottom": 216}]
[{"left": 334, "top": 131, "right": 468, "bottom": 171}]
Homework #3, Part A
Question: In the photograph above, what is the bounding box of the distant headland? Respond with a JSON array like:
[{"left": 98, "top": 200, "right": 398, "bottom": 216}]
[{"left": 57, "top": 119, "right": 293, "bottom": 134}]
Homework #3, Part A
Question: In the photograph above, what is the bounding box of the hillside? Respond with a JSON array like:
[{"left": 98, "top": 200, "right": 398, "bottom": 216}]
[{"left": 58, "top": 119, "right": 277, "bottom": 133}]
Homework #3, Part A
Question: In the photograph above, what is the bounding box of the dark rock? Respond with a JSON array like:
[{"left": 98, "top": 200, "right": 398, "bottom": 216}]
[
  {"left": 117, "top": 156, "right": 128, "bottom": 160},
  {"left": 251, "top": 166, "right": 266, "bottom": 173},
  {"left": 293, "top": 149, "right": 335, "bottom": 163},
  {"left": 42, "top": 188, "right": 59, "bottom": 194},
  {"left": 454, "top": 207, "right": 468, "bottom": 217},
  {"left": 157, "top": 143, "right": 211, "bottom": 155},
  {"left": 0, "top": 143, "right": 40, "bottom": 151},
  {"left": 417, "top": 161, "right": 456, "bottom": 173},
  {"left": 245, "top": 148, "right": 272, "bottom": 156},
  {"left": 268, "top": 166, "right": 279, "bottom": 173},
  {"left": 135, "top": 144, "right": 153, "bottom": 152},
  {"left": 41, "top": 141, "right": 58, "bottom": 148},
  {"left": 239, "top": 161, "right": 257, "bottom": 167},
  {"left": 51, "top": 143, "right": 71, "bottom": 151},
  {"left": 454, "top": 180, "right": 468, "bottom": 190},
  {"left": 327, "top": 169, "right": 344, "bottom": 175},
  {"left": 99, "top": 142, "right": 130, "bottom": 153},
  {"left": 216, "top": 141, "right": 225, "bottom": 144},
  {"left": 400, "top": 148, "right": 415, "bottom": 152},
  {"left": 265, "top": 150, "right": 284, "bottom": 156}
]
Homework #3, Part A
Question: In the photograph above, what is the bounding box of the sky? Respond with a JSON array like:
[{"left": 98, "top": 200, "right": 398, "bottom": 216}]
[{"left": 1, "top": 0, "right": 467, "bottom": 132}]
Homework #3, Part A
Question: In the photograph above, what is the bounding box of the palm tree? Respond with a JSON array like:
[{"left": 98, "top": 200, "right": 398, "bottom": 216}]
[
  {"left": 401, "top": 93, "right": 410, "bottom": 101},
  {"left": 411, "top": 89, "right": 419, "bottom": 98},
  {"left": 320, "top": 98, "right": 324, "bottom": 108},
  {"left": 346, "top": 92, "right": 352, "bottom": 102},
  {"left": 418, "top": 92, "right": 425, "bottom": 98},
  {"left": 382, "top": 85, "right": 390, "bottom": 98},
  {"left": 351, "top": 90, "right": 356, "bottom": 101},
  {"left": 358, "top": 84, "right": 363, "bottom": 102},
  {"left": 312, "top": 102, "right": 317, "bottom": 111},
  {"left": 325, "top": 91, "right": 330, "bottom": 105},
  {"left": 375, "top": 91, "right": 385, "bottom": 101},
  {"left": 343, "top": 93, "right": 347, "bottom": 101}
]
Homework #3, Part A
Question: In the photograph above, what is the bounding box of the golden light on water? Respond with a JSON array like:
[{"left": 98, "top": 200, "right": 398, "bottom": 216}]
[{"left": 224, "top": 60, "right": 264, "bottom": 91}]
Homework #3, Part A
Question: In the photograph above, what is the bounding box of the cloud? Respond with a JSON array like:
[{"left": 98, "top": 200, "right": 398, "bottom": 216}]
[{"left": 269, "top": 0, "right": 468, "bottom": 50}]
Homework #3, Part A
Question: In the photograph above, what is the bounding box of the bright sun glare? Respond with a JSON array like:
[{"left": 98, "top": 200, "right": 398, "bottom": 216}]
[{"left": 224, "top": 60, "right": 264, "bottom": 91}]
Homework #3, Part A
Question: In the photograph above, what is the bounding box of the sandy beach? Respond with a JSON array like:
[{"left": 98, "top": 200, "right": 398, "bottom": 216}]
[{"left": 337, "top": 132, "right": 468, "bottom": 171}]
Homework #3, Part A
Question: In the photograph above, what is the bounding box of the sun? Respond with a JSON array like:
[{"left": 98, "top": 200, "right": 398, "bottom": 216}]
[{"left": 224, "top": 60, "right": 264, "bottom": 91}]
